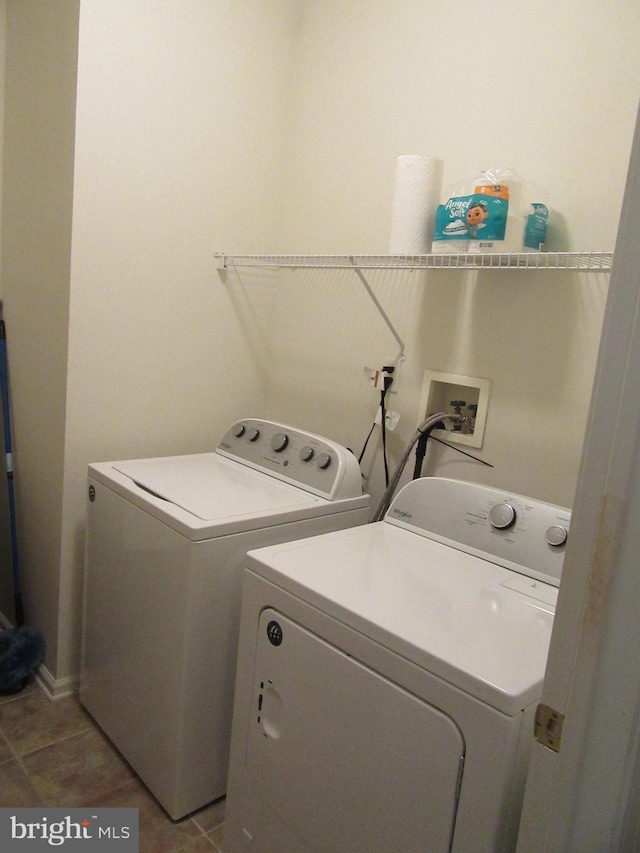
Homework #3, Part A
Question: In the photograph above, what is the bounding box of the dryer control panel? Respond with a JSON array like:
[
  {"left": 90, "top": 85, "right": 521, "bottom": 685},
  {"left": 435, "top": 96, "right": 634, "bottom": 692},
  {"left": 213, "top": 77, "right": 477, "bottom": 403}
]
[
  {"left": 386, "top": 477, "right": 570, "bottom": 586},
  {"left": 216, "top": 419, "right": 364, "bottom": 501}
]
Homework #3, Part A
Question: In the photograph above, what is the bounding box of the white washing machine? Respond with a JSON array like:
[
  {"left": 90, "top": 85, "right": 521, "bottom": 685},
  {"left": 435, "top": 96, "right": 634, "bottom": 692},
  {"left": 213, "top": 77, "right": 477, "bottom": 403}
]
[
  {"left": 224, "top": 477, "right": 571, "bottom": 853},
  {"left": 79, "top": 419, "right": 369, "bottom": 820}
]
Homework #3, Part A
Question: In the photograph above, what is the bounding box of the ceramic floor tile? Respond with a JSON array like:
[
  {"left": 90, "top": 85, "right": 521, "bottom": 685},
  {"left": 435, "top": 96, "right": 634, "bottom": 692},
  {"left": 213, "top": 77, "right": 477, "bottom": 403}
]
[
  {"left": 0, "top": 730, "right": 14, "bottom": 763},
  {"left": 0, "top": 690, "right": 93, "bottom": 755},
  {"left": 84, "top": 776, "right": 205, "bottom": 853},
  {"left": 0, "top": 759, "right": 45, "bottom": 807},
  {"left": 1, "top": 690, "right": 226, "bottom": 849},
  {"left": 180, "top": 835, "right": 219, "bottom": 851},
  {"left": 190, "top": 797, "right": 225, "bottom": 834},
  {"left": 21, "top": 726, "right": 136, "bottom": 807},
  {"left": 0, "top": 680, "right": 39, "bottom": 706}
]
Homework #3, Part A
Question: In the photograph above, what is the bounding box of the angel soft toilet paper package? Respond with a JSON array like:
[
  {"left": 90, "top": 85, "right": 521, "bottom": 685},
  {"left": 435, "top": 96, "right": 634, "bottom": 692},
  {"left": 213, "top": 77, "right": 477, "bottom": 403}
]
[{"left": 432, "top": 168, "right": 548, "bottom": 253}]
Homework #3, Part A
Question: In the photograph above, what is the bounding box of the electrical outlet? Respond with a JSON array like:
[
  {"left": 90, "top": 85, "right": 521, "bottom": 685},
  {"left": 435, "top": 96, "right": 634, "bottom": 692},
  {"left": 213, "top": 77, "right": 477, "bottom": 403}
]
[
  {"left": 374, "top": 408, "right": 400, "bottom": 430},
  {"left": 418, "top": 370, "right": 490, "bottom": 448},
  {"left": 364, "top": 356, "right": 400, "bottom": 392}
]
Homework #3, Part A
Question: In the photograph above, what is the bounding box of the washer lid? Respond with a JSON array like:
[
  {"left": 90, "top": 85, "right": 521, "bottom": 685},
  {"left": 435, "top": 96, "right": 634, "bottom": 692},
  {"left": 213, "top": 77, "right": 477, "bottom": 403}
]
[
  {"left": 245, "top": 523, "right": 557, "bottom": 716},
  {"left": 112, "top": 453, "right": 321, "bottom": 520}
]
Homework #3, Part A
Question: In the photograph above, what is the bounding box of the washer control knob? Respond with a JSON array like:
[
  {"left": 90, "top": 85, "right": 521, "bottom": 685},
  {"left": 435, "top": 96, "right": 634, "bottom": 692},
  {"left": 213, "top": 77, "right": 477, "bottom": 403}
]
[
  {"left": 546, "top": 525, "right": 568, "bottom": 547},
  {"left": 316, "top": 452, "right": 332, "bottom": 470},
  {"left": 247, "top": 427, "right": 260, "bottom": 442},
  {"left": 300, "top": 446, "right": 315, "bottom": 462},
  {"left": 233, "top": 423, "right": 246, "bottom": 438},
  {"left": 489, "top": 502, "right": 517, "bottom": 530},
  {"left": 271, "top": 432, "right": 289, "bottom": 452}
]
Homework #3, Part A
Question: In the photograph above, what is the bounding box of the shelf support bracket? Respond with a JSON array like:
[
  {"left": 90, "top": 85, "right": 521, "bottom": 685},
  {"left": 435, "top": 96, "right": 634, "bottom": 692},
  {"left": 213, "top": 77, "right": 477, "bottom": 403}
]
[{"left": 349, "top": 258, "right": 406, "bottom": 362}]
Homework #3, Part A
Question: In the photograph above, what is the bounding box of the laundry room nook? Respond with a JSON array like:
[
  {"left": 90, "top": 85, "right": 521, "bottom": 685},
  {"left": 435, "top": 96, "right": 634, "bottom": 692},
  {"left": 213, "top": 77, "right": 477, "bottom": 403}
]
[{"left": 1, "top": 1, "right": 640, "bottom": 851}]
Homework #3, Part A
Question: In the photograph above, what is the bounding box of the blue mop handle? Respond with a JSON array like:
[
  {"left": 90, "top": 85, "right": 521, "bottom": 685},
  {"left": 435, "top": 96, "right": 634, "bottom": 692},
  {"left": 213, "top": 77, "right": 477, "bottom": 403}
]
[
  {"left": 0, "top": 320, "right": 13, "bottom": 467},
  {"left": 0, "top": 304, "right": 24, "bottom": 626}
]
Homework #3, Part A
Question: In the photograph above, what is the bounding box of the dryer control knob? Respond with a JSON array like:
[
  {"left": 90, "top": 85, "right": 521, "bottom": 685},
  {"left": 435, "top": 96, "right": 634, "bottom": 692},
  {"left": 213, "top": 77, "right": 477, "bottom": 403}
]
[
  {"left": 316, "top": 452, "right": 332, "bottom": 470},
  {"left": 271, "top": 432, "right": 289, "bottom": 452},
  {"left": 489, "top": 502, "right": 517, "bottom": 530},
  {"left": 247, "top": 427, "right": 260, "bottom": 442},
  {"left": 300, "top": 446, "right": 315, "bottom": 462},
  {"left": 546, "top": 525, "right": 568, "bottom": 547},
  {"left": 233, "top": 423, "right": 246, "bottom": 438}
]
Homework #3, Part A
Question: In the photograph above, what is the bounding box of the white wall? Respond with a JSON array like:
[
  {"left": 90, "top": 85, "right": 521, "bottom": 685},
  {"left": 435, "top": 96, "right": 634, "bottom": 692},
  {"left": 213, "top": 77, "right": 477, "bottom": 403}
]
[
  {"left": 0, "top": 0, "right": 300, "bottom": 687},
  {"left": 0, "top": 0, "right": 12, "bottom": 624},
  {"left": 253, "top": 0, "right": 640, "bottom": 511},
  {"left": 2, "top": 1, "right": 640, "bottom": 688},
  {"left": 59, "top": 0, "right": 300, "bottom": 682},
  {"left": 0, "top": 0, "right": 5, "bottom": 260},
  {"left": 1, "top": 0, "right": 79, "bottom": 670},
  {"left": 281, "top": 0, "right": 637, "bottom": 254}
]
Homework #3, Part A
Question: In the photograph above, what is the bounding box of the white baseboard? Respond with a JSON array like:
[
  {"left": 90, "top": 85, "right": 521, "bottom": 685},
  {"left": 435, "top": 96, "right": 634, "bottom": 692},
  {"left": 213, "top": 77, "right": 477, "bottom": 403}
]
[
  {"left": 35, "top": 664, "right": 80, "bottom": 701},
  {"left": 1, "top": 620, "right": 79, "bottom": 701}
]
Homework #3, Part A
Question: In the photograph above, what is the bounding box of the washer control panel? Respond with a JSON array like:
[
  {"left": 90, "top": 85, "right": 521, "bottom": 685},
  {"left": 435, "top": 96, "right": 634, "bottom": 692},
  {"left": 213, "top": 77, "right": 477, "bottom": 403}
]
[
  {"left": 387, "top": 477, "right": 571, "bottom": 586},
  {"left": 217, "top": 419, "right": 364, "bottom": 501}
]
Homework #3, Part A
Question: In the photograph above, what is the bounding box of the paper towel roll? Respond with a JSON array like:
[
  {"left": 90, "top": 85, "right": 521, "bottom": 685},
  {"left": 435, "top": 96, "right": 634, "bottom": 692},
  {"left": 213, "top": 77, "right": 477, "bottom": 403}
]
[{"left": 389, "top": 155, "right": 443, "bottom": 255}]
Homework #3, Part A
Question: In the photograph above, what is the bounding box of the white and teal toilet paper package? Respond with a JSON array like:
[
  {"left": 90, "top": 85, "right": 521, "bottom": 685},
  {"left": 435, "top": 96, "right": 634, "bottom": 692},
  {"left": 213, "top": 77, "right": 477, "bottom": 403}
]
[{"left": 432, "top": 168, "right": 548, "bottom": 254}]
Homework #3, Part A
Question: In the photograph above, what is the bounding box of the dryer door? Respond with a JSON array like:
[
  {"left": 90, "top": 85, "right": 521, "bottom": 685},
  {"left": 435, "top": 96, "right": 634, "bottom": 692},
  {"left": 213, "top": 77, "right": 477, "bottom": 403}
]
[{"left": 244, "top": 608, "right": 465, "bottom": 853}]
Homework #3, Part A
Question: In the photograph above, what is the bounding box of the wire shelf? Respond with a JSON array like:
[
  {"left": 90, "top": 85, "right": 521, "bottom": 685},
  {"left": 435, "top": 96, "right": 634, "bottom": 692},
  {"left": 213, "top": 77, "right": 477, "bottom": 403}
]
[{"left": 215, "top": 251, "right": 613, "bottom": 272}]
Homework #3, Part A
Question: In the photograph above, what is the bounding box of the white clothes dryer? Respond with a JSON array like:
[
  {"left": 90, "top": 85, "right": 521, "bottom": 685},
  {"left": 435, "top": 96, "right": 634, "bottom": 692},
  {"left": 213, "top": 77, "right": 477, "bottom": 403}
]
[
  {"left": 224, "top": 477, "right": 570, "bottom": 853},
  {"left": 79, "top": 419, "right": 369, "bottom": 820}
]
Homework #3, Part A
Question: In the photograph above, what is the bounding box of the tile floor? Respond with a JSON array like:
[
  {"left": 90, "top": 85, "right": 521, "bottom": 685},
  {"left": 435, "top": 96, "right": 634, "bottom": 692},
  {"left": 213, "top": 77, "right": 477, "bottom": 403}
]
[{"left": 0, "top": 680, "right": 225, "bottom": 852}]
